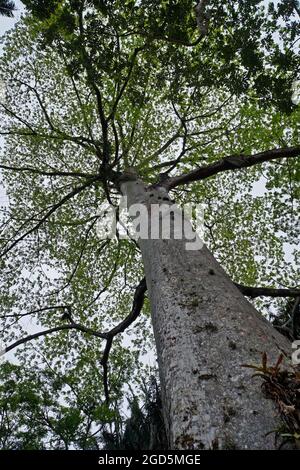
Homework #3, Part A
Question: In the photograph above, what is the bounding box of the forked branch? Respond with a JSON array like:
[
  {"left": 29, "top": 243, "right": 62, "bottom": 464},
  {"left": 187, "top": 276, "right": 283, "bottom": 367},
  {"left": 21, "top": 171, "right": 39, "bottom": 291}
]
[
  {"left": 101, "top": 277, "right": 147, "bottom": 403},
  {"left": 0, "top": 278, "right": 147, "bottom": 405}
]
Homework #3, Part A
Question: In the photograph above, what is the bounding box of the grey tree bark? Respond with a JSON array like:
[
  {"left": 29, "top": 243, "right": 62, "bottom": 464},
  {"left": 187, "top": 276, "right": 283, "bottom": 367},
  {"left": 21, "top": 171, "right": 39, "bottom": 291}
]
[{"left": 120, "top": 176, "right": 291, "bottom": 450}]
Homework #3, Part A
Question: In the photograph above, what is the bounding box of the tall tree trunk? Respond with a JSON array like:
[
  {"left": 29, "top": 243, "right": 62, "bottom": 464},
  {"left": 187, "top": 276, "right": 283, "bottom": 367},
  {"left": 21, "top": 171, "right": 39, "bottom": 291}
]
[{"left": 121, "top": 176, "right": 291, "bottom": 450}]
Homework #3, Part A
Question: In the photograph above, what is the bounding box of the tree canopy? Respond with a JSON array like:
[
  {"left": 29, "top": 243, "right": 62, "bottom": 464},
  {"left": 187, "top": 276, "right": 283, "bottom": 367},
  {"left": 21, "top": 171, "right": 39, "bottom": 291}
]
[{"left": 0, "top": 0, "right": 299, "bottom": 449}]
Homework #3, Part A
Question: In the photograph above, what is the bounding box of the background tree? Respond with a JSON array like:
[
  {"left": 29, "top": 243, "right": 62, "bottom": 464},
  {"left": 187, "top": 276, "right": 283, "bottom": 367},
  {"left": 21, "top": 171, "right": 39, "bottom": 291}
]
[
  {"left": 0, "top": 362, "right": 164, "bottom": 449},
  {"left": 0, "top": 0, "right": 299, "bottom": 449}
]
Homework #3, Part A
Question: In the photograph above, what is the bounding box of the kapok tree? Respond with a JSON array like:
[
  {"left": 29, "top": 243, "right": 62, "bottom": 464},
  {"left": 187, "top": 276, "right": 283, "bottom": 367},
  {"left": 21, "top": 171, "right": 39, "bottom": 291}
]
[{"left": 0, "top": 0, "right": 299, "bottom": 449}]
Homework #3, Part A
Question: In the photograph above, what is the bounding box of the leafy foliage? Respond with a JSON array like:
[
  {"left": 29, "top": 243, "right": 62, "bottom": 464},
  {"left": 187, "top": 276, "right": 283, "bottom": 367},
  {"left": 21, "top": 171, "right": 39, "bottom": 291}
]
[
  {"left": 0, "top": 0, "right": 299, "bottom": 448},
  {"left": 0, "top": 362, "right": 165, "bottom": 450},
  {"left": 0, "top": 361, "right": 112, "bottom": 449}
]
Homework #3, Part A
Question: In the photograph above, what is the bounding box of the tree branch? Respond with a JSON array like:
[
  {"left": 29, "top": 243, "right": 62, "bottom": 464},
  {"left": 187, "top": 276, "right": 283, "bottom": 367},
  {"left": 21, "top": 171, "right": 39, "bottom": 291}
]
[
  {"left": 0, "top": 163, "right": 96, "bottom": 179},
  {"left": 0, "top": 177, "right": 99, "bottom": 258},
  {"left": 100, "top": 277, "right": 147, "bottom": 403},
  {"left": 163, "top": 146, "right": 300, "bottom": 190},
  {"left": 107, "top": 46, "right": 144, "bottom": 122},
  {"left": 148, "top": 130, "right": 182, "bottom": 168},
  {"left": 235, "top": 284, "right": 300, "bottom": 298},
  {"left": 0, "top": 305, "right": 71, "bottom": 320},
  {"left": 0, "top": 323, "right": 108, "bottom": 356},
  {"left": 52, "top": 219, "right": 103, "bottom": 296},
  {"left": 0, "top": 103, "right": 95, "bottom": 152},
  {"left": 293, "top": 0, "right": 300, "bottom": 18},
  {"left": 77, "top": 8, "right": 109, "bottom": 166},
  {"left": 0, "top": 278, "right": 147, "bottom": 406},
  {"left": 195, "top": 0, "right": 211, "bottom": 36}
]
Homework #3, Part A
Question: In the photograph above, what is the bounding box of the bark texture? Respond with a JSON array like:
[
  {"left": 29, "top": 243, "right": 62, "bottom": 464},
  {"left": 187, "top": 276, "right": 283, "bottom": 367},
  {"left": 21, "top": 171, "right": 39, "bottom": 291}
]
[{"left": 121, "top": 177, "right": 291, "bottom": 450}]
